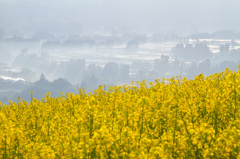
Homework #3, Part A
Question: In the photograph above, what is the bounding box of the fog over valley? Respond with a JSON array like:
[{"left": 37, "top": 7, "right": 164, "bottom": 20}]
[{"left": 0, "top": 0, "right": 240, "bottom": 103}]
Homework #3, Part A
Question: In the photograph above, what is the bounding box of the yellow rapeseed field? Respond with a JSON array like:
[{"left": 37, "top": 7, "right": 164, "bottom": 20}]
[{"left": 1, "top": 67, "right": 240, "bottom": 158}]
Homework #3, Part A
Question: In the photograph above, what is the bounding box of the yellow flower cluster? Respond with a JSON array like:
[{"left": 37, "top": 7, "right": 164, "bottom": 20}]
[{"left": 1, "top": 66, "right": 240, "bottom": 158}]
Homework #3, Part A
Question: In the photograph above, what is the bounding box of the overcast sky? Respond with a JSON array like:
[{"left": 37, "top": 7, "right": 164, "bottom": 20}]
[{"left": 0, "top": 0, "right": 240, "bottom": 34}]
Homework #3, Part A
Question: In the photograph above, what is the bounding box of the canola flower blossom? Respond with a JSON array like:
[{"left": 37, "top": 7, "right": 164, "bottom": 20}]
[{"left": 1, "top": 67, "right": 240, "bottom": 158}]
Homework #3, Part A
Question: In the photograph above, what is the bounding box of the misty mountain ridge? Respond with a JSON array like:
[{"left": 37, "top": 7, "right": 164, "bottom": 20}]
[{"left": 1, "top": 0, "right": 240, "bottom": 33}]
